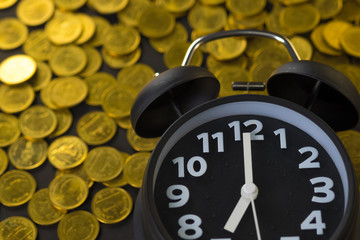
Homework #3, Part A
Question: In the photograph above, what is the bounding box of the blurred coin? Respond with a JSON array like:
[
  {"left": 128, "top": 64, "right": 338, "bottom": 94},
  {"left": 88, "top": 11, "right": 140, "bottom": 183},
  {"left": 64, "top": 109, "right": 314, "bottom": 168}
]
[
  {"left": 16, "top": 0, "right": 55, "bottom": 26},
  {"left": 127, "top": 127, "right": 160, "bottom": 151},
  {"left": 8, "top": 137, "right": 48, "bottom": 170},
  {"left": 19, "top": 105, "right": 57, "bottom": 140},
  {"left": 0, "top": 113, "right": 20, "bottom": 148},
  {"left": 340, "top": 26, "right": 360, "bottom": 58},
  {"left": 89, "top": 0, "right": 129, "bottom": 14},
  {"left": 75, "top": 13, "right": 96, "bottom": 45},
  {"left": 91, "top": 187, "right": 132, "bottom": 223},
  {"left": 79, "top": 46, "right": 102, "bottom": 77},
  {"left": 0, "top": 216, "right": 37, "bottom": 240},
  {"left": 226, "top": 0, "right": 266, "bottom": 18},
  {"left": 289, "top": 35, "right": 313, "bottom": 60},
  {"left": 101, "top": 46, "right": 141, "bottom": 69},
  {"left": 312, "top": 0, "right": 342, "bottom": 20},
  {"left": 215, "top": 66, "right": 252, "bottom": 97},
  {"left": 48, "top": 108, "right": 73, "bottom": 138},
  {"left": 0, "top": 54, "right": 37, "bottom": 85},
  {"left": 188, "top": 3, "right": 226, "bottom": 34},
  {"left": 117, "top": 0, "right": 150, "bottom": 27},
  {"left": 27, "top": 188, "right": 67, "bottom": 225},
  {"left": 0, "top": 148, "right": 8, "bottom": 176},
  {"left": 45, "top": 11, "right": 82, "bottom": 45},
  {"left": 164, "top": 42, "right": 203, "bottom": 69},
  {"left": 86, "top": 16, "right": 111, "bottom": 47},
  {"left": 0, "top": 17, "right": 28, "bottom": 50},
  {"left": 101, "top": 85, "right": 136, "bottom": 118},
  {"left": 57, "top": 210, "right": 99, "bottom": 240},
  {"left": 49, "top": 174, "right": 88, "bottom": 210},
  {"left": 0, "top": 0, "right": 17, "bottom": 9},
  {"left": 49, "top": 45, "right": 87, "bottom": 77},
  {"left": 0, "top": 83, "right": 35, "bottom": 114},
  {"left": 279, "top": 3, "right": 320, "bottom": 34},
  {"left": 0, "top": 169, "right": 36, "bottom": 207},
  {"left": 48, "top": 135, "right": 88, "bottom": 170},
  {"left": 323, "top": 20, "right": 352, "bottom": 51},
  {"left": 49, "top": 76, "right": 88, "bottom": 108},
  {"left": 76, "top": 111, "right": 117, "bottom": 145},
  {"left": 207, "top": 37, "right": 247, "bottom": 61},
  {"left": 138, "top": 5, "right": 176, "bottom": 38},
  {"left": 124, "top": 151, "right": 151, "bottom": 188},
  {"left": 54, "top": 0, "right": 86, "bottom": 10},
  {"left": 55, "top": 164, "right": 94, "bottom": 188},
  {"left": 23, "top": 30, "right": 58, "bottom": 61},
  {"left": 27, "top": 61, "right": 52, "bottom": 91},
  {"left": 84, "top": 72, "right": 117, "bottom": 106},
  {"left": 116, "top": 63, "right": 155, "bottom": 93},
  {"left": 311, "top": 24, "right": 342, "bottom": 56}
]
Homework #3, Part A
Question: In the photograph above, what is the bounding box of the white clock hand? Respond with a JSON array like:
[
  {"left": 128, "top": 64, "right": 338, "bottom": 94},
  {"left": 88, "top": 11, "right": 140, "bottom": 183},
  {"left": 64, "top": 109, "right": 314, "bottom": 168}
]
[{"left": 224, "top": 133, "right": 262, "bottom": 239}]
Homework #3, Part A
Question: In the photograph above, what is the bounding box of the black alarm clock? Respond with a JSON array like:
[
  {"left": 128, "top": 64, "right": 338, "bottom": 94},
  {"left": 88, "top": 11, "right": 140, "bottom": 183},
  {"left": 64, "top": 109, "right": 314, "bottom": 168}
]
[{"left": 130, "top": 30, "right": 360, "bottom": 240}]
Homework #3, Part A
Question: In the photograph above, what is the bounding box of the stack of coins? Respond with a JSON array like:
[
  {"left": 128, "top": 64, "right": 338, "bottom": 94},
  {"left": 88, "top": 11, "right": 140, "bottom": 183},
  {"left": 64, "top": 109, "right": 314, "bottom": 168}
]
[{"left": 1, "top": 0, "right": 360, "bottom": 239}]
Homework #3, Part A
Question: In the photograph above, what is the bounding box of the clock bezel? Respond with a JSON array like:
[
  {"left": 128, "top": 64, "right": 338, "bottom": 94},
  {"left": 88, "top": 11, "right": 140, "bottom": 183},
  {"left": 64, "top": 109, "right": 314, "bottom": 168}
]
[{"left": 135, "top": 94, "right": 359, "bottom": 240}]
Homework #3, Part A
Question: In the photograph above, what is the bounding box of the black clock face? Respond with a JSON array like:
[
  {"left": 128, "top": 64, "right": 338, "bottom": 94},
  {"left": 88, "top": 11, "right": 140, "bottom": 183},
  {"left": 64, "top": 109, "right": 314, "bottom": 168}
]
[{"left": 145, "top": 95, "right": 356, "bottom": 240}]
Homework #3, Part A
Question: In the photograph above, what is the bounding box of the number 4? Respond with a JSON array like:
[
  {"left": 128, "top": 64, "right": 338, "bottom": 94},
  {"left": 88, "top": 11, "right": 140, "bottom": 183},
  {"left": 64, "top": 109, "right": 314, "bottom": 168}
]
[{"left": 300, "top": 210, "right": 326, "bottom": 235}]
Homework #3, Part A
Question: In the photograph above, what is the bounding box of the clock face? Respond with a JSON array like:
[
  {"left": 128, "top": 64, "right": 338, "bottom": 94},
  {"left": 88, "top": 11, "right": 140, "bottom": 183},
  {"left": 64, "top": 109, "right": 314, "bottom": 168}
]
[{"left": 144, "top": 95, "right": 357, "bottom": 240}]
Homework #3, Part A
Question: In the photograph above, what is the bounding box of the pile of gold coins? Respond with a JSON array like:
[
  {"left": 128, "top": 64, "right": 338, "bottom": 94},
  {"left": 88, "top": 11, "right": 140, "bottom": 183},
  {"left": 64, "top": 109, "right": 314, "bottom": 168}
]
[{"left": 1, "top": 0, "right": 360, "bottom": 239}]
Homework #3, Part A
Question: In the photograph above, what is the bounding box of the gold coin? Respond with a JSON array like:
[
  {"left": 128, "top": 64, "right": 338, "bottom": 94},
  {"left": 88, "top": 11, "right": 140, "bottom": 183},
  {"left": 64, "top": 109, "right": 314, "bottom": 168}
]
[
  {"left": 16, "top": 0, "right": 55, "bottom": 26},
  {"left": 207, "top": 37, "right": 247, "bottom": 61},
  {"left": 188, "top": 3, "right": 227, "bottom": 34},
  {"left": 164, "top": 42, "right": 203, "bottom": 69},
  {"left": 79, "top": 46, "right": 102, "bottom": 77},
  {"left": 101, "top": 46, "right": 141, "bottom": 69},
  {"left": 27, "top": 61, "right": 52, "bottom": 91},
  {"left": 103, "top": 172, "right": 128, "bottom": 187},
  {"left": 19, "top": 105, "right": 57, "bottom": 139},
  {"left": 84, "top": 146, "right": 125, "bottom": 182},
  {"left": 279, "top": 3, "right": 320, "bottom": 34},
  {"left": 55, "top": 163, "right": 94, "bottom": 188},
  {"left": 101, "top": 85, "right": 136, "bottom": 118},
  {"left": 158, "top": 0, "right": 195, "bottom": 14},
  {"left": 48, "top": 135, "right": 88, "bottom": 170},
  {"left": 49, "top": 45, "right": 87, "bottom": 77},
  {"left": 0, "top": 54, "right": 37, "bottom": 85},
  {"left": 0, "top": 113, "right": 21, "bottom": 147},
  {"left": 310, "top": 24, "right": 342, "bottom": 56},
  {"left": 49, "top": 77, "right": 88, "bottom": 108},
  {"left": 215, "top": 66, "right": 252, "bottom": 97},
  {"left": 0, "top": 17, "right": 28, "bottom": 50},
  {"left": 249, "top": 61, "right": 282, "bottom": 85},
  {"left": 0, "top": 216, "right": 37, "bottom": 240},
  {"left": 289, "top": 35, "right": 313, "bottom": 60},
  {"left": 57, "top": 210, "right": 99, "bottom": 240},
  {"left": 115, "top": 116, "right": 132, "bottom": 129},
  {"left": 75, "top": 13, "right": 96, "bottom": 45},
  {"left": 117, "top": 0, "right": 150, "bottom": 27},
  {"left": 0, "top": 0, "right": 17, "bottom": 9},
  {"left": 0, "top": 148, "right": 8, "bottom": 176},
  {"left": 226, "top": 0, "right": 266, "bottom": 18},
  {"left": 227, "top": 10, "right": 267, "bottom": 30},
  {"left": 127, "top": 127, "right": 160, "bottom": 151},
  {"left": 84, "top": 72, "right": 117, "bottom": 106},
  {"left": 116, "top": 63, "right": 155, "bottom": 93},
  {"left": 138, "top": 5, "right": 176, "bottom": 38},
  {"left": 323, "top": 20, "right": 352, "bottom": 51},
  {"left": 54, "top": 0, "right": 87, "bottom": 10},
  {"left": 150, "top": 22, "right": 188, "bottom": 53},
  {"left": 335, "top": 64, "right": 360, "bottom": 93},
  {"left": 340, "top": 26, "right": 360, "bottom": 58},
  {"left": 206, "top": 54, "right": 248, "bottom": 75},
  {"left": 336, "top": 0, "right": 360, "bottom": 22},
  {"left": 45, "top": 11, "right": 82, "bottom": 45},
  {"left": 8, "top": 137, "right": 48, "bottom": 170},
  {"left": 89, "top": 0, "right": 129, "bottom": 14},
  {"left": 86, "top": 16, "right": 111, "bottom": 47},
  {"left": 253, "top": 45, "right": 291, "bottom": 65},
  {"left": 91, "top": 187, "right": 133, "bottom": 223},
  {"left": 0, "top": 169, "right": 36, "bottom": 207},
  {"left": 312, "top": 0, "right": 342, "bottom": 20},
  {"left": 49, "top": 174, "right": 88, "bottom": 210},
  {"left": 39, "top": 80, "right": 60, "bottom": 110},
  {"left": 22, "top": 29, "right": 58, "bottom": 61},
  {"left": 337, "top": 130, "right": 360, "bottom": 159},
  {"left": 103, "top": 24, "right": 141, "bottom": 56},
  {"left": 0, "top": 83, "right": 35, "bottom": 114},
  {"left": 124, "top": 151, "right": 151, "bottom": 188},
  {"left": 311, "top": 51, "right": 349, "bottom": 68},
  {"left": 76, "top": 111, "right": 117, "bottom": 145},
  {"left": 27, "top": 188, "right": 67, "bottom": 225},
  {"left": 49, "top": 108, "right": 73, "bottom": 138}
]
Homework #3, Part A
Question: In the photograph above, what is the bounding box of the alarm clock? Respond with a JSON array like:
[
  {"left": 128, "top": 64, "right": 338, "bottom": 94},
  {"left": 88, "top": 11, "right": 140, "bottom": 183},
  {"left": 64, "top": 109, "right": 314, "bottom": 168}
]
[{"left": 130, "top": 30, "right": 360, "bottom": 240}]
